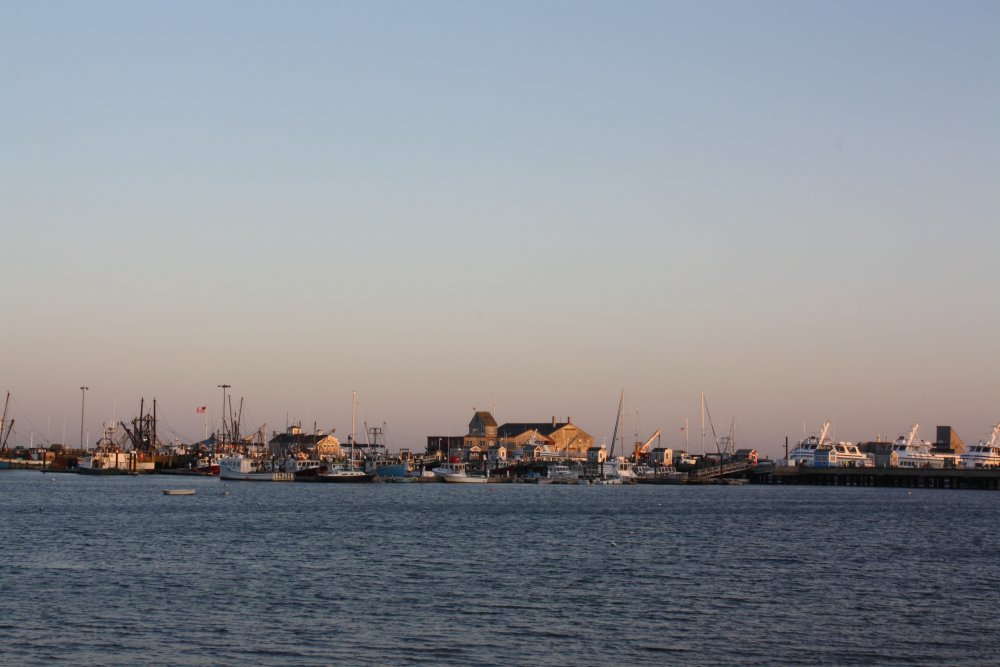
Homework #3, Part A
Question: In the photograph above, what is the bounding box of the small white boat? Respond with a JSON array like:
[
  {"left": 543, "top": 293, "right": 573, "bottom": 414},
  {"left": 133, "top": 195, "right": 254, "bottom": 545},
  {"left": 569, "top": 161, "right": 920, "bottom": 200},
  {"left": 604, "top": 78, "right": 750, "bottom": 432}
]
[
  {"left": 431, "top": 462, "right": 487, "bottom": 483},
  {"left": 162, "top": 489, "right": 196, "bottom": 496}
]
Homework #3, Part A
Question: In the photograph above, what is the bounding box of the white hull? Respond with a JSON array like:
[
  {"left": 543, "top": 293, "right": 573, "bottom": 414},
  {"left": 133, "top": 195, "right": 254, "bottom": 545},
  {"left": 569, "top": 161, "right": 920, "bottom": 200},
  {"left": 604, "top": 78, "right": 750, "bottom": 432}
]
[
  {"left": 441, "top": 474, "right": 487, "bottom": 483},
  {"left": 431, "top": 462, "right": 486, "bottom": 483},
  {"left": 219, "top": 456, "right": 295, "bottom": 482},
  {"left": 77, "top": 450, "right": 155, "bottom": 473},
  {"left": 960, "top": 425, "right": 1000, "bottom": 469}
]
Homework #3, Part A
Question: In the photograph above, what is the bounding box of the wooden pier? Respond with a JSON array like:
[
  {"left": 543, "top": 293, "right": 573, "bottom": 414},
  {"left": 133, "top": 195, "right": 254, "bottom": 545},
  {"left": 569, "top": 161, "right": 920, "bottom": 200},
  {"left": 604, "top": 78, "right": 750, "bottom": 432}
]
[{"left": 764, "top": 465, "right": 1000, "bottom": 490}]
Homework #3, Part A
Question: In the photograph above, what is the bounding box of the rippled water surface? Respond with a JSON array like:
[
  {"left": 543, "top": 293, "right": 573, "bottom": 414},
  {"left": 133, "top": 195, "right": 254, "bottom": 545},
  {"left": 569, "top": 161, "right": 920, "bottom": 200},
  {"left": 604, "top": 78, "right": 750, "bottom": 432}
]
[{"left": 2, "top": 471, "right": 998, "bottom": 666}]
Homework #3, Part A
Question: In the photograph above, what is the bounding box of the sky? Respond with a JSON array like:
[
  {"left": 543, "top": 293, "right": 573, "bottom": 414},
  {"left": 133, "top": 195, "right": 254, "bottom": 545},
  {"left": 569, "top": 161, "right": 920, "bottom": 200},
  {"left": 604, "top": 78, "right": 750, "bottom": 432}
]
[{"left": 2, "top": 1, "right": 998, "bottom": 457}]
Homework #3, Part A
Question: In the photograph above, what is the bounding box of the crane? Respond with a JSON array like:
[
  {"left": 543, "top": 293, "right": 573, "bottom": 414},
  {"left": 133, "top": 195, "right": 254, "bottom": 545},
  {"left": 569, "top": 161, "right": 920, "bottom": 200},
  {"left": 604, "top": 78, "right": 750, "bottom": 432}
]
[{"left": 632, "top": 429, "right": 661, "bottom": 462}]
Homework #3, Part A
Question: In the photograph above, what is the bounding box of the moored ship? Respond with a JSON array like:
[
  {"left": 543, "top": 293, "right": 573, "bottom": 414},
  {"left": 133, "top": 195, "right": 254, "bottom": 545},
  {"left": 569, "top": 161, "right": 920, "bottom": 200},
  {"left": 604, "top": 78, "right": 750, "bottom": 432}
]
[
  {"left": 431, "top": 461, "right": 487, "bottom": 483},
  {"left": 77, "top": 447, "right": 155, "bottom": 474},
  {"left": 959, "top": 423, "right": 1000, "bottom": 469},
  {"left": 889, "top": 422, "right": 950, "bottom": 469},
  {"left": 219, "top": 455, "right": 294, "bottom": 481}
]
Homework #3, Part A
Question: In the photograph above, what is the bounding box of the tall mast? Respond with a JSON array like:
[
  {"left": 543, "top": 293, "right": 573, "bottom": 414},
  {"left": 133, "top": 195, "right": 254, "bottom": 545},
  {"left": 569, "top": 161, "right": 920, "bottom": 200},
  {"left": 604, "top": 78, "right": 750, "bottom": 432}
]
[
  {"left": 620, "top": 391, "right": 625, "bottom": 459},
  {"left": 700, "top": 391, "right": 705, "bottom": 456},
  {"left": 351, "top": 390, "right": 356, "bottom": 464},
  {"left": 610, "top": 389, "right": 623, "bottom": 460}
]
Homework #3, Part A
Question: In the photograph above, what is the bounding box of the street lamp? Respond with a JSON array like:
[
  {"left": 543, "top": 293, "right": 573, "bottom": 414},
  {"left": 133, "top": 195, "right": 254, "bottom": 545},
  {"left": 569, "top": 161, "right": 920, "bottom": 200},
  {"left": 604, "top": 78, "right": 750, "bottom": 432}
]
[{"left": 79, "top": 386, "right": 89, "bottom": 449}]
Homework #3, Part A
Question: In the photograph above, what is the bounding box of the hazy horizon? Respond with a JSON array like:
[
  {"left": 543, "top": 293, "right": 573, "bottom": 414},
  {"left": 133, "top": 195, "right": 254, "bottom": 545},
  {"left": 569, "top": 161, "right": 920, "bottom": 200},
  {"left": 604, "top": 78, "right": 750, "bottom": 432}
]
[{"left": 3, "top": 1, "right": 998, "bottom": 458}]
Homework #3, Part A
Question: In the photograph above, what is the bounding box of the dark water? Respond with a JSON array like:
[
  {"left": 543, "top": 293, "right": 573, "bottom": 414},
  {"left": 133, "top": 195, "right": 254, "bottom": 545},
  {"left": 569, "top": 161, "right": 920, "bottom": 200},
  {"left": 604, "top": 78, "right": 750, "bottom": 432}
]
[{"left": 2, "top": 471, "right": 998, "bottom": 666}]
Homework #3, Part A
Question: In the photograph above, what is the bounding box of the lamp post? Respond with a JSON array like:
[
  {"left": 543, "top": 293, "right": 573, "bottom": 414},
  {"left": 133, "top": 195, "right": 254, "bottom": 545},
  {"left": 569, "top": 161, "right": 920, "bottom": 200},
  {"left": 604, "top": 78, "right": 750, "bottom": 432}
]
[{"left": 79, "top": 386, "right": 89, "bottom": 449}]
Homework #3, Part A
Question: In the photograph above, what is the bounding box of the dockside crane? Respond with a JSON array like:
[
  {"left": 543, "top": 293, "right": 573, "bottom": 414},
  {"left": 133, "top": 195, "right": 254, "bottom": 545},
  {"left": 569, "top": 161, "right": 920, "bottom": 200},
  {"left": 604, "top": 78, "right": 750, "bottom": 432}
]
[{"left": 632, "top": 429, "right": 661, "bottom": 463}]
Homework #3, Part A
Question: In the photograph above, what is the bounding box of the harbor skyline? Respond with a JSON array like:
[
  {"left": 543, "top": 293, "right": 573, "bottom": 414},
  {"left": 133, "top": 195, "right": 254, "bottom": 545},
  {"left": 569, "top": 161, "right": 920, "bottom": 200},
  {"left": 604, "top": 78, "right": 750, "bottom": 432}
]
[{"left": 3, "top": 2, "right": 998, "bottom": 457}]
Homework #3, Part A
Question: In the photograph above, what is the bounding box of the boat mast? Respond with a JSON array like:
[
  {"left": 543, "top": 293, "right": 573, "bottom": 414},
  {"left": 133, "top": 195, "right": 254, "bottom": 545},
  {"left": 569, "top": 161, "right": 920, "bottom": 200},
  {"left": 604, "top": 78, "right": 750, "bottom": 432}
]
[
  {"left": 609, "top": 389, "right": 623, "bottom": 461},
  {"left": 700, "top": 391, "right": 705, "bottom": 456},
  {"left": 0, "top": 391, "right": 11, "bottom": 452},
  {"left": 351, "top": 390, "right": 356, "bottom": 466}
]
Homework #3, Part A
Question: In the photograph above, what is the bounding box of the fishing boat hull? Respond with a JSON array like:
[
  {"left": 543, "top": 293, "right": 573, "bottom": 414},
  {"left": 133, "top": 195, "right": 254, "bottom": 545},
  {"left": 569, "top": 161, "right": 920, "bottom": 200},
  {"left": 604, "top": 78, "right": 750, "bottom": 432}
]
[
  {"left": 441, "top": 474, "right": 487, "bottom": 483},
  {"left": 305, "top": 471, "right": 374, "bottom": 483},
  {"left": 219, "top": 456, "right": 295, "bottom": 481}
]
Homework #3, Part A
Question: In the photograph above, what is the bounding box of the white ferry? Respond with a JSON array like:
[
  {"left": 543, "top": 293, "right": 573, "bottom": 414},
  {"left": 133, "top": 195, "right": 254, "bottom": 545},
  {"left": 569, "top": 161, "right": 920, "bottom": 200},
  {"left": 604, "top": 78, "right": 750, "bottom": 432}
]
[
  {"left": 792, "top": 421, "right": 871, "bottom": 467},
  {"left": 889, "top": 422, "right": 950, "bottom": 469},
  {"left": 788, "top": 422, "right": 832, "bottom": 466},
  {"left": 959, "top": 424, "right": 1000, "bottom": 469}
]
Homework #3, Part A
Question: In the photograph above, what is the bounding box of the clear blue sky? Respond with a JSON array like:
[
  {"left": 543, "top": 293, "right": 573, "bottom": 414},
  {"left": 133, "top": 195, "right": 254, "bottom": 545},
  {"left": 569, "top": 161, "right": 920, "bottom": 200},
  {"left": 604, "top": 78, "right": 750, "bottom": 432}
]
[{"left": 2, "top": 1, "right": 998, "bottom": 456}]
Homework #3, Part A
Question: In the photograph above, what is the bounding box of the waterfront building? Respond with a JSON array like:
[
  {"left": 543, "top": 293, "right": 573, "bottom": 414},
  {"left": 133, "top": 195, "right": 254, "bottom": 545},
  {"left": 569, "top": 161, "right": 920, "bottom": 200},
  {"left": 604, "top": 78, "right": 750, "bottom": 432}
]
[
  {"left": 497, "top": 417, "right": 595, "bottom": 461},
  {"left": 269, "top": 424, "right": 342, "bottom": 459},
  {"left": 425, "top": 436, "right": 464, "bottom": 459},
  {"left": 649, "top": 447, "right": 674, "bottom": 467},
  {"left": 587, "top": 445, "right": 608, "bottom": 463},
  {"left": 487, "top": 444, "right": 508, "bottom": 463},
  {"left": 934, "top": 426, "right": 965, "bottom": 456},
  {"left": 463, "top": 411, "right": 498, "bottom": 452}
]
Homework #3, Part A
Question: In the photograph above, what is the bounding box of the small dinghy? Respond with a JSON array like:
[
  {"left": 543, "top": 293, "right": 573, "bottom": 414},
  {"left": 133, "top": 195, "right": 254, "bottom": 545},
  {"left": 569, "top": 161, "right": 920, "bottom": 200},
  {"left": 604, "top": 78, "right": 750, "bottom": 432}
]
[{"left": 162, "top": 489, "right": 196, "bottom": 496}]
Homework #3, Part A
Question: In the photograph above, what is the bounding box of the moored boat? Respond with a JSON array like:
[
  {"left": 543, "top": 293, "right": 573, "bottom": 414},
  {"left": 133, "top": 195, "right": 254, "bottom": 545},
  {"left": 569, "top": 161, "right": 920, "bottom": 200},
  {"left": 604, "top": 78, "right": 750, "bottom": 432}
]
[
  {"left": 635, "top": 465, "right": 687, "bottom": 484},
  {"left": 219, "top": 454, "right": 295, "bottom": 481},
  {"left": 788, "top": 422, "right": 831, "bottom": 466},
  {"left": 431, "top": 461, "right": 487, "bottom": 483},
  {"left": 282, "top": 455, "right": 326, "bottom": 479},
  {"left": 890, "top": 422, "right": 950, "bottom": 469},
  {"left": 959, "top": 423, "right": 1000, "bottom": 469},
  {"left": 76, "top": 448, "right": 155, "bottom": 474},
  {"left": 310, "top": 464, "right": 373, "bottom": 482},
  {"left": 813, "top": 441, "right": 873, "bottom": 468}
]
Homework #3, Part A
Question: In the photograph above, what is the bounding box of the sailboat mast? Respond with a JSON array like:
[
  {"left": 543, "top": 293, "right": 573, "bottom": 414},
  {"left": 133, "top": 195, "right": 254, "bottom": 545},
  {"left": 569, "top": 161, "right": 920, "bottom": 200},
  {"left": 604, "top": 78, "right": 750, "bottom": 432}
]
[
  {"left": 620, "top": 391, "right": 625, "bottom": 459},
  {"left": 700, "top": 391, "right": 705, "bottom": 456}
]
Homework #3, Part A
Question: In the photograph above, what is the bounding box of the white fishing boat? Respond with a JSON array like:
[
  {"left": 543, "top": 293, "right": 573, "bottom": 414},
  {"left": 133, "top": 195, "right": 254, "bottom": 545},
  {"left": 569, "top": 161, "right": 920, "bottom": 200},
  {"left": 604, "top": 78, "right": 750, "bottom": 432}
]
[
  {"left": 431, "top": 461, "right": 487, "bottom": 483},
  {"left": 219, "top": 454, "right": 295, "bottom": 481},
  {"left": 546, "top": 464, "right": 579, "bottom": 483},
  {"left": 889, "top": 422, "right": 949, "bottom": 469},
  {"left": 76, "top": 448, "right": 155, "bottom": 474},
  {"left": 635, "top": 465, "right": 687, "bottom": 484},
  {"left": 959, "top": 423, "right": 1000, "bottom": 469},
  {"left": 282, "top": 455, "right": 325, "bottom": 479}
]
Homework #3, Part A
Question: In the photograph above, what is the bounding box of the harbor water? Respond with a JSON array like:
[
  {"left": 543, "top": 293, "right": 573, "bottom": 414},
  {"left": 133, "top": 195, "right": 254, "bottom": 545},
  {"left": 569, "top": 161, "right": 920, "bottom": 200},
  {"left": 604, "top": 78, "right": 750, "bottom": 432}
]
[{"left": 1, "top": 470, "right": 998, "bottom": 666}]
